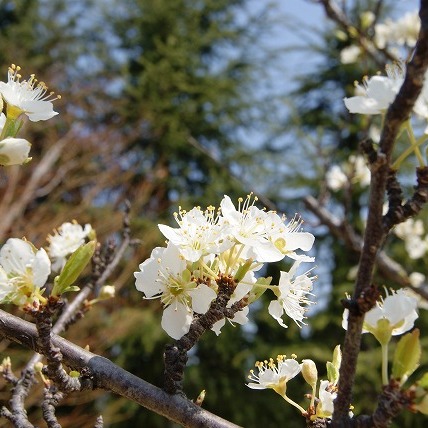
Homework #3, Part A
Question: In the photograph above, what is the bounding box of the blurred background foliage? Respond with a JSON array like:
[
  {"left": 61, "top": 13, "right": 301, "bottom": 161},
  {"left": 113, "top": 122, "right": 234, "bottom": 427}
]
[{"left": 0, "top": 0, "right": 427, "bottom": 427}]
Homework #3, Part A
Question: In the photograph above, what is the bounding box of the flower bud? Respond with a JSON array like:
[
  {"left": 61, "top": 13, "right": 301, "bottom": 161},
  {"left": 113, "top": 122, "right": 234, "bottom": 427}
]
[
  {"left": 0, "top": 356, "right": 11, "bottom": 371},
  {"left": 34, "top": 362, "right": 44, "bottom": 373},
  {"left": 301, "top": 359, "right": 318, "bottom": 389},
  {"left": 99, "top": 285, "right": 116, "bottom": 300},
  {"left": 0, "top": 137, "right": 31, "bottom": 166}
]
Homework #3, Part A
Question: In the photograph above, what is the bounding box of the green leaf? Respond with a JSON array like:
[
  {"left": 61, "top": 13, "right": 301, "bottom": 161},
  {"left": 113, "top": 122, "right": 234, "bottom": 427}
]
[
  {"left": 326, "top": 345, "right": 341, "bottom": 385},
  {"left": 51, "top": 241, "right": 96, "bottom": 297},
  {"left": 234, "top": 259, "right": 253, "bottom": 283},
  {"left": 326, "top": 361, "right": 339, "bottom": 385},
  {"left": 247, "top": 276, "right": 271, "bottom": 304},
  {"left": 392, "top": 329, "right": 421, "bottom": 385}
]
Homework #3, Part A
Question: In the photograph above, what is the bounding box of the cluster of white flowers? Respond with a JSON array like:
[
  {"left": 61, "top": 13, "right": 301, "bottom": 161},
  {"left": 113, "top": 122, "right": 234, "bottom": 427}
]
[
  {"left": 374, "top": 11, "right": 420, "bottom": 51},
  {"left": 326, "top": 154, "right": 370, "bottom": 191},
  {"left": 339, "top": 11, "right": 419, "bottom": 65},
  {"left": 394, "top": 218, "right": 428, "bottom": 259},
  {"left": 0, "top": 221, "right": 93, "bottom": 309},
  {"left": 134, "top": 194, "right": 316, "bottom": 339},
  {"left": 0, "top": 64, "right": 59, "bottom": 166}
]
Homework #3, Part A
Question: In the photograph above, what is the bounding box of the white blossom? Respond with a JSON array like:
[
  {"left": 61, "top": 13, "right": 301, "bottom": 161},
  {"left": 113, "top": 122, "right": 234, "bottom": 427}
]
[
  {"left": 394, "top": 219, "right": 428, "bottom": 259},
  {"left": 375, "top": 11, "right": 420, "bottom": 49},
  {"left": 344, "top": 64, "right": 404, "bottom": 115},
  {"left": 0, "top": 238, "right": 50, "bottom": 307},
  {"left": 47, "top": 222, "right": 93, "bottom": 270},
  {"left": 344, "top": 63, "right": 428, "bottom": 130},
  {"left": 340, "top": 45, "right": 361, "bottom": 64},
  {"left": 316, "top": 380, "right": 337, "bottom": 418},
  {"left": 0, "top": 112, "right": 31, "bottom": 166},
  {"left": 134, "top": 243, "right": 216, "bottom": 339},
  {"left": 247, "top": 355, "right": 301, "bottom": 394},
  {"left": 158, "top": 205, "right": 232, "bottom": 262},
  {"left": 326, "top": 165, "right": 347, "bottom": 191},
  {"left": 394, "top": 218, "right": 424, "bottom": 240},
  {"left": 342, "top": 289, "right": 418, "bottom": 338},
  {"left": 220, "top": 194, "right": 314, "bottom": 263},
  {"left": 268, "top": 261, "right": 315, "bottom": 328},
  {"left": 409, "top": 272, "right": 426, "bottom": 288},
  {"left": 0, "top": 64, "right": 59, "bottom": 122},
  {"left": 350, "top": 155, "right": 371, "bottom": 187}
]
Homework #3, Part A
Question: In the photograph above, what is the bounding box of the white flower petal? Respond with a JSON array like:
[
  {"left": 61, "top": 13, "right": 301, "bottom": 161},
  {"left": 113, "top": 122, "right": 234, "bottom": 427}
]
[
  {"left": 189, "top": 284, "right": 216, "bottom": 314},
  {"left": 211, "top": 319, "right": 225, "bottom": 336},
  {"left": 0, "top": 238, "right": 34, "bottom": 274},
  {"left": 268, "top": 299, "right": 288, "bottom": 328},
  {"left": 32, "top": 248, "right": 51, "bottom": 288},
  {"left": 161, "top": 302, "right": 193, "bottom": 339}
]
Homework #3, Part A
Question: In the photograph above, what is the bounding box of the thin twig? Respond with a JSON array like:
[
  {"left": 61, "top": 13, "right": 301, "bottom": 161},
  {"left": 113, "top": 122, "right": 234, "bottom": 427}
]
[{"left": 304, "top": 195, "right": 428, "bottom": 300}]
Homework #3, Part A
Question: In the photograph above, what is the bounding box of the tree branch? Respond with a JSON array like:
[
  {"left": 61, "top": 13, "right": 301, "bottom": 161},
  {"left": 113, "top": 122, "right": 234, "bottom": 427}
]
[
  {"left": 0, "top": 309, "right": 242, "bottom": 428},
  {"left": 332, "top": 1, "right": 428, "bottom": 424},
  {"left": 304, "top": 195, "right": 428, "bottom": 300}
]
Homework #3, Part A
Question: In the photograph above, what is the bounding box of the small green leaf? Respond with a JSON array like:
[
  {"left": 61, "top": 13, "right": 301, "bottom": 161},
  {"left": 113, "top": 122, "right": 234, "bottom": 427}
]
[
  {"left": 327, "top": 361, "right": 341, "bottom": 385},
  {"left": 332, "top": 345, "right": 342, "bottom": 369},
  {"left": 234, "top": 259, "right": 253, "bottom": 283},
  {"left": 392, "top": 329, "right": 421, "bottom": 385},
  {"left": 51, "top": 241, "right": 96, "bottom": 297},
  {"left": 326, "top": 345, "right": 341, "bottom": 385},
  {"left": 247, "top": 276, "right": 271, "bottom": 304},
  {"left": 61, "top": 285, "right": 81, "bottom": 294}
]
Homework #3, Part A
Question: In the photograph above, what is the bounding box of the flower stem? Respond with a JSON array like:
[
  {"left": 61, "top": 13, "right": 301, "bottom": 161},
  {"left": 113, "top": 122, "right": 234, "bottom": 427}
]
[
  {"left": 392, "top": 121, "right": 426, "bottom": 168},
  {"left": 280, "top": 393, "right": 306, "bottom": 414},
  {"left": 381, "top": 343, "right": 389, "bottom": 385}
]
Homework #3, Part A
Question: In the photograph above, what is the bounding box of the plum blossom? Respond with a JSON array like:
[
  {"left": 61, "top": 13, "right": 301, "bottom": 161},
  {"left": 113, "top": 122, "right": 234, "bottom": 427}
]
[
  {"left": 326, "top": 165, "right": 347, "bottom": 191},
  {"left": 342, "top": 289, "right": 418, "bottom": 341},
  {"left": 394, "top": 218, "right": 428, "bottom": 259},
  {"left": 351, "top": 155, "right": 371, "bottom": 187},
  {"left": 247, "top": 355, "right": 301, "bottom": 394},
  {"left": 268, "top": 261, "right": 315, "bottom": 328},
  {"left": 344, "top": 64, "right": 404, "bottom": 115},
  {"left": 409, "top": 272, "right": 426, "bottom": 288},
  {"left": 340, "top": 45, "right": 361, "bottom": 64},
  {"left": 220, "top": 194, "right": 314, "bottom": 263},
  {"left": 316, "top": 380, "right": 337, "bottom": 418},
  {"left": 375, "top": 11, "right": 420, "bottom": 50},
  {"left": 326, "top": 155, "right": 370, "bottom": 192},
  {"left": 344, "top": 62, "right": 428, "bottom": 130},
  {"left": 0, "top": 64, "right": 59, "bottom": 122},
  {"left": 47, "top": 221, "right": 93, "bottom": 270},
  {"left": 134, "top": 243, "right": 216, "bottom": 339},
  {"left": 0, "top": 238, "right": 51, "bottom": 307},
  {"left": 158, "top": 205, "right": 232, "bottom": 262}
]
